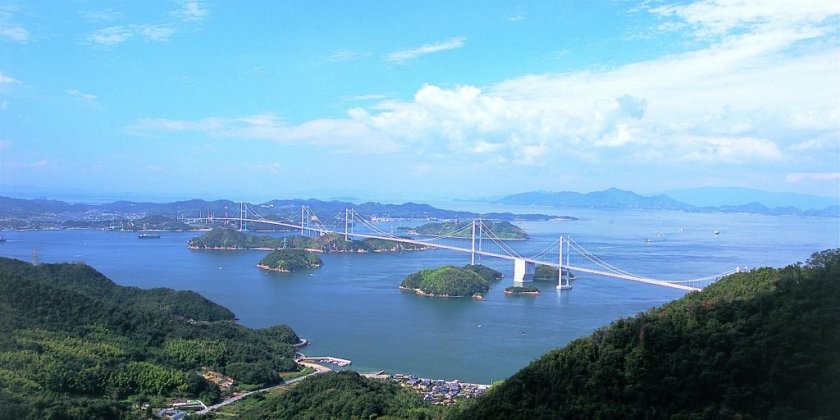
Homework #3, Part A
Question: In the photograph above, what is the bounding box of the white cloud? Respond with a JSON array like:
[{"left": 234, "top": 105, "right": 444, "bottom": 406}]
[
  {"left": 786, "top": 172, "right": 840, "bottom": 183},
  {"left": 79, "top": 9, "right": 124, "bottom": 22},
  {"left": 347, "top": 0, "right": 837, "bottom": 167},
  {"left": 88, "top": 26, "right": 134, "bottom": 46},
  {"left": 386, "top": 37, "right": 466, "bottom": 63},
  {"left": 345, "top": 94, "right": 391, "bottom": 102},
  {"left": 650, "top": 0, "right": 840, "bottom": 39},
  {"left": 0, "top": 24, "right": 28, "bottom": 42},
  {"left": 88, "top": 24, "right": 176, "bottom": 46},
  {"left": 66, "top": 89, "right": 97, "bottom": 102},
  {"left": 12, "top": 159, "right": 49, "bottom": 169},
  {"left": 0, "top": 72, "right": 21, "bottom": 84},
  {"left": 173, "top": 0, "right": 209, "bottom": 22},
  {"left": 140, "top": 25, "right": 176, "bottom": 41},
  {"left": 128, "top": 113, "right": 399, "bottom": 154},
  {"left": 678, "top": 136, "right": 783, "bottom": 162},
  {"left": 0, "top": 6, "right": 29, "bottom": 43},
  {"left": 130, "top": 0, "right": 839, "bottom": 175}
]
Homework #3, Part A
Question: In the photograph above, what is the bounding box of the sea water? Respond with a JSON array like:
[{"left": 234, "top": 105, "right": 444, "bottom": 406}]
[{"left": 1, "top": 208, "right": 837, "bottom": 383}]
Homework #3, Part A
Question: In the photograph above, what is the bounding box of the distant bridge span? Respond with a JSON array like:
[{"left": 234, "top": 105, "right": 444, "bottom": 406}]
[{"left": 188, "top": 211, "right": 735, "bottom": 292}]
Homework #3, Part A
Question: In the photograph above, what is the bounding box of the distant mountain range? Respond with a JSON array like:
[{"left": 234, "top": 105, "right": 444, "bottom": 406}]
[
  {"left": 0, "top": 196, "right": 561, "bottom": 222},
  {"left": 1, "top": 187, "right": 836, "bottom": 223},
  {"left": 662, "top": 187, "right": 838, "bottom": 210},
  {"left": 494, "top": 188, "right": 839, "bottom": 217}
]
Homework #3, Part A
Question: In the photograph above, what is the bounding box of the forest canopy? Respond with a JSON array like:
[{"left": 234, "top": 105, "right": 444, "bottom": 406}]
[
  {"left": 0, "top": 257, "right": 301, "bottom": 419},
  {"left": 453, "top": 249, "right": 840, "bottom": 419}
]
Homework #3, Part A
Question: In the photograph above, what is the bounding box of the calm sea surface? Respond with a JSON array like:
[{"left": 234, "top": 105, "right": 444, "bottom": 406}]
[{"left": 1, "top": 208, "right": 837, "bottom": 383}]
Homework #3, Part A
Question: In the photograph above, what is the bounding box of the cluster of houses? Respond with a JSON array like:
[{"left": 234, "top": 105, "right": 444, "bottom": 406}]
[{"left": 391, "top": 373, "right": 488, "bottom": 404}]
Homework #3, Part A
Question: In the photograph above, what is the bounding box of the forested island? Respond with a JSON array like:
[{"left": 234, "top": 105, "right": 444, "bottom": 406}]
[
  {"left": 399, "top": 265, "right": 502, "bottom": 299},
  {"left": 0, "top": 257, "right": 302, "bottom": 418},
  {"left": 403, "top": 220, "right": 528, "bottom": 240},
  {"left": 257, "top": 249, "right": 323, "bottom": 272},
  {"left": 504, "top": 285, "right": 540, "bottom": 296},
  {"left": 189, "top": 228, "right": 430, "bottom": 253}
]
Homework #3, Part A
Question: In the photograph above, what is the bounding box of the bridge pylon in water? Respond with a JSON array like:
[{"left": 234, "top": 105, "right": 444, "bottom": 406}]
[
  {"left": 557, "top": 236, "right": 572, "bottom": 291},
  {"left": 513, "top": 259, "right": 535, "bottom": 283}
]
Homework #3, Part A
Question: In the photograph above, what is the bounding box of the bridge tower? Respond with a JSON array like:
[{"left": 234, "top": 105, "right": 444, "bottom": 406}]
[
  {"left": 345, "top": 208, "right": 350, "bottom": 241},
  {"left": 239, "top": 201, "right": 247, "bottom": 232},
  {"left": 557, "top": 236, "right": 572, "bottom": 291},
  {"left": 300, "top": 206, "right": 306, "bottom": 237},
  {"left": 470, "top": 220, "right": 476, "bottom": 265}
]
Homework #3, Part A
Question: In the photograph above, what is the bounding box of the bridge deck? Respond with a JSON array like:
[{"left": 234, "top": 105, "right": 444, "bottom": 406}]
[{"left": 191, "top": 216, "right": 704, "bottom": 292}]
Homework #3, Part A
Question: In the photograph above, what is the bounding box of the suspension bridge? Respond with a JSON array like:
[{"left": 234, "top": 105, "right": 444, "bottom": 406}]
[{"left": 181, "top": 203, "right": 743, "bottom": 292}]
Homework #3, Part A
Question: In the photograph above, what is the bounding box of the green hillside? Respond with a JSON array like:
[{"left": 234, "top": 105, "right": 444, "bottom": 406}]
[
  {"left": 453, "top": 250, "right": 840, "bottom": 419},
  {"left": 0, "top": 257, "right": 301, "bottom": 419},
  {"left": 234, "top": 371, "right": 448, "bottom": 419}
]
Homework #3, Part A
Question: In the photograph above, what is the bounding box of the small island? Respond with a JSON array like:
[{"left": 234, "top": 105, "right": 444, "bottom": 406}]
[
  {"left": 399, "top": 264, "right": 502, "bottom": 299},
  {"left": 504, "top": 285, "right": 541, "bottom": 296},
  {"left": 402, "top": 220, "right": 528, "bottom": 240},
  {"left": 257, "top": 249, "right": 322, "bottom": 272}
]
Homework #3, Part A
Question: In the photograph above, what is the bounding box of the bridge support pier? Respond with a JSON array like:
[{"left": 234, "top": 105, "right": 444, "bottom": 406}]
[{"left": 513, "top": 258, "right": 535, "bottom": 283}]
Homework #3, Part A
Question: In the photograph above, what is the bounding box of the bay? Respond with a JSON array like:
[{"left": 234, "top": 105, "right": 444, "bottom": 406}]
[{"left": 0, "top": 208, "right": 837, "bottom": 383}]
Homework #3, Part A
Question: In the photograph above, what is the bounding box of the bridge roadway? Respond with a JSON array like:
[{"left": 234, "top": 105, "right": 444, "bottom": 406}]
[{"left": 197, "top": 216, "right": 702, "bottom": 292}]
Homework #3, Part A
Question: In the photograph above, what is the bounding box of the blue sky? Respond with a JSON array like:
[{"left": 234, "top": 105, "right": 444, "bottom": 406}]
[{"left": 0, "top": 0, "right": 838, "bottom": 203}]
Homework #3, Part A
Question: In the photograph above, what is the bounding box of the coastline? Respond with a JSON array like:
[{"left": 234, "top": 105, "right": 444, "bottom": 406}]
[
  {"left": 256, "top": 263, "right": 321, "bottom": 273},
  {"left": 398, "top": 285, "right": 484, "bottom": 300},
  {"left": 504, "top": 290, "right": 540, "bottom": 296}
]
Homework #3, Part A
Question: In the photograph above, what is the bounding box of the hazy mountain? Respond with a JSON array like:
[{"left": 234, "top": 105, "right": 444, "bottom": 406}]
[
  {"left": 495, "top": 188, "right": 839, "bottom": 217},
  {"left": 662, "top": 187, "right": 837, "bottom": 210},
  {"left": 494, "top": 188, "right": 691, "bottom": 210}
]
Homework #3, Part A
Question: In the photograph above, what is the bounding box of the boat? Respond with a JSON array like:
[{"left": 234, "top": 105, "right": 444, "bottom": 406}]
[
  {"left": 0, "top": 236, "right": 6, "bottom": 242},
  {"left": 138, "top": 232, "right": 161, "bottom": 239}
]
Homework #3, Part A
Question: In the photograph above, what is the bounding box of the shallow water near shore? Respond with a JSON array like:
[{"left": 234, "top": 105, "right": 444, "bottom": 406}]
[{"left": 1, "top": 208, "right": 837, "bottom": 383}]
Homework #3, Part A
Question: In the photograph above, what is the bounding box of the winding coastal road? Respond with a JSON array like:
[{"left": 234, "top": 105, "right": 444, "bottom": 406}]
[
  {"left": 195, "top": 369, "right": 324, "bottom": 415},
  {"left": 195, "top": 339, "right": 332, "bottom": 415}
]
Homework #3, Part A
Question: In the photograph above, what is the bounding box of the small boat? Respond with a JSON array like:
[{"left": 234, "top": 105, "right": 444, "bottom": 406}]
[
  {"left": 0, "top": 236, "right": 6, "bottom": 242},
  {"left": 714, "top": 230, "right": 720, "bottom": 235},
  {"left": 138, "top": 232, "right": 161, "bottom": 239}
]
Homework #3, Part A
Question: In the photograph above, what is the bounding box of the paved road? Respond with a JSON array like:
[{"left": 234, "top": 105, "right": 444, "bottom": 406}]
[{"left": 195, "top": 370, "right": 323, "bottom": 415}]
